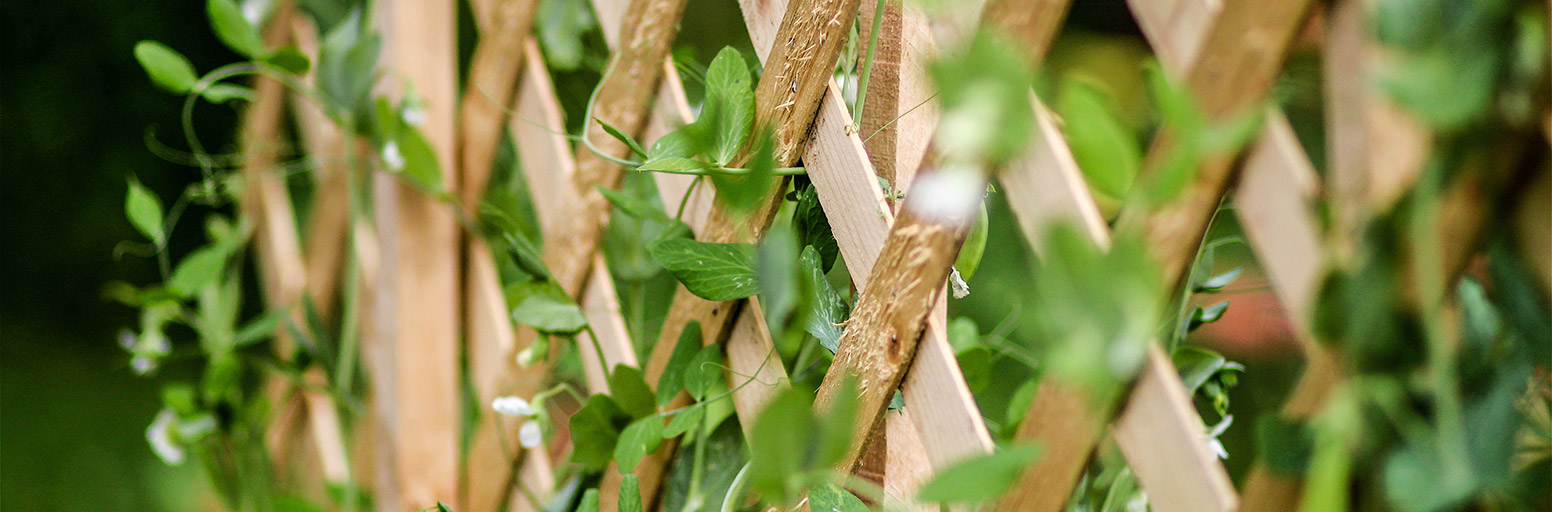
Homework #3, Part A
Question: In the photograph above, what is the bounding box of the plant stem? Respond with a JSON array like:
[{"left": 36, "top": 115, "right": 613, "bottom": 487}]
[{"left": 852, "top": 0, "right": 889, "bottom": 130}]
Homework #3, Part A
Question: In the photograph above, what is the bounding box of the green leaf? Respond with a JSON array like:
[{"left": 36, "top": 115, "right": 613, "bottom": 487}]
[
  {"left": 947, "top": 316, "right": 980, "bottom": 352},
  {"left": 392, "top": 126, "right": 445, "bottom": 193},
  {"left": 315, "top": 12, "right": 380, "bottom": 117},
  {"left": 655, "top": 321, "right": 703, "bottom": 405},
  {"left": 682, "top": 345, "right": 722, "bottom": 401},
  {"left": 134, "top": 41, "right": 199, "bottom": 94},
  {"left": 569, "top": 394, "right": 630, "bottom": 471},
  {"left": 1056, "top": 75, "right": 1139, "bottom": 199},
  {"left": 507, "top": 282, "right": 588, "bottom": 334},
  {"left": 170, "top": 246, "right": 230, "bottom": 297},
  {"left": 638, "top": 157, "right": 713, "bottom": 172},
  {"left": 700, "top": 47, "right": 755, "bottom": 165},
  {"left": 749, "top": 387, "right": 818, "bottom": 507},
  {"left": 801, "top": 246, "right": 847, "bottom": 353},
  {"left": 793, "top": 184, "right": 838, "bottom": 272},
  {"left": 662, "top": 405, "right": 703, "bottom": 439},
  {"left": 814, "top": 376, "right": 859, "bottom": 469},
  {"left": 757, "top": 225, "right": 800, "bottom": 330},
  {"left": 614, "top": 416, "right": 664, "bottom": 472},
  {"left": 125, "top": 177, "right": 166, "bottom": 245},
  {"left": 597, "top": 118, "right": 649, "bottom": 160},
  {"left": 647, "top": 128, "right": 696, "bottom": 161},
  {"left": 710, "top": 126, "right": 774, "bottom": 215},
  {"left": 619, "top": 474, "right": 643, "bottom": 512},
  {"left": 916, "top": 444, "right": 1042, "bottom": 504},
  {"left": 1196, "top": 267, "right": 1241, "bottom": 292},
  {"left": 1187, "top": 300, "right": 1230, "bottom": 331},
  {"left": 648, "top": 239, "right": 759, "bottom": 301},
  {"left": 1255, "top": 416, "right": 1313, "bottom": 476},
  {"left": 535, "top": 0, "right": 595, "bottom": 70},
  {"left": 233, "top": 310, "right": 287, "bottom": 347},
  {"left": 608, "top": 365, "right": 657, "bottom": 419},
  {"left": 956, "top": 346, "right": 993, "bottom": 394},
  {"left": 200, "top": 83, "right": 255, "bottom": 104},
  {"left": 955, "top": 202, "right": 989, "bottom": 280},
  {"left": 597, "top": 185, "right": 672, "bottom": 223},
  {"left": 1172, "top": 346, "right": 1228, "bottom": 394},
  {"left": 207, "top": 0, "right": 264, "bottom": 57},
  {"left": 263, "top": 46, "right": 311, "bottom": 74},
  {"left": 502, "top": 232, "right": 553, "bottom": 281},
  {"left": 434, "top": 502, "right": 455, "bottom": 512},
  {"left": 576, "top": 489, "right": 600, "bottom": 512},
  {"left": 809, "top": 483, "right": 869, "bottom": 512}
]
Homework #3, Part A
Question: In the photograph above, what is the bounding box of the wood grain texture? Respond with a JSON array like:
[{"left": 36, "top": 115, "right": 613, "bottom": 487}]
[
  {"left": 1115, "top": 0, "right": 1316, "bottom": 291},
  {"left": 815, "top": 167, "right": 983, "bottom": 475},
  {"left": 241, "top": 5, "right": 351, "bottom": 491},
  {"left": 460, "top": 0, "right": 542, "bottom": 212},
  {"left": 856, "top": 0, "right": 937, "bottom": 193},
  {"left": 466, "top": 39, "right": 595, "bottom": 512},
  {"left": 540, "top": 0, "right": 689, "bottom": 298},
  {"left": 375, "top": 0, "right": 462, "bottom": 508},
  {"left": 1112, "top": 346, "right": 1239, "bottom": 512}
]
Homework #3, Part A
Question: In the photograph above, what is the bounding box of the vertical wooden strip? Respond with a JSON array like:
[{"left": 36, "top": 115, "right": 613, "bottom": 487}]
[
  {"left": 465, "top": 39, "right": 577, "bottom": 512},
  {"left": 377, "top": 0, "right": 462, "bottom": 507},
  {"left": 1111, "top": 346, "right": 1238, "bottom": 512}
]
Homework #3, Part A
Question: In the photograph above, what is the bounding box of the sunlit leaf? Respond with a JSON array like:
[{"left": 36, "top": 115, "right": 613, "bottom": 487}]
[
  {"left": 649, "top": 239, "right": 759, "bottom": 301},
  {"left": 615, "top": 416, "right": 664, "bottom": 472},
  {"left": 169, "top": 246, "right": 230, "bottom": 297},
  {"left": 507, "top": 282, "right": 587, "bottom": 334},
  {"left": 655, "top": 321, "right": 703, "bottom": 405},
  {"left": 207, "top": 0, "right": 264, "bottom": 57},
  {"left": 916, "top": 444, "right": 1042, "bottom": 504},
  {"left": 125, "top": 176, "right": 166, "bottom": 245},
  {"left": 810, "top": 483, "right": 869, "bottom": 512},
  {"left": 1057, "top": 75, "right": 1138, "bottom": 199},
  {"left": 135, "top": 41, "right": 199, "bottom": 94},
  {"left": 801, "top": 246, "right": 847, "bottom": 353}
]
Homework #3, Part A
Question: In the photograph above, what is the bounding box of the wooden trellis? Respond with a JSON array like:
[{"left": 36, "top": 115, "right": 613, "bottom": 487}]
[{"left": 226, "top": 0, "right": 1537, "bottom": 510}]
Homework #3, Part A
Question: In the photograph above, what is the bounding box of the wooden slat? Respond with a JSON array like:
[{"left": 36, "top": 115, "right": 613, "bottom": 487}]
[
  {"left": 815, "top": 164, "right": 986, "bottom": 474},
  {"left": 465, "top": 40, "right": 583, "bottom": 512},
  {"left": 735, "top": 0, "right": 997, "bottom": 472},
  {"left": 375, "top": 0, "right": 462, "bottom": 507},
  {"left": 240, "top": 5, "right": 351, "bottom": 492}
]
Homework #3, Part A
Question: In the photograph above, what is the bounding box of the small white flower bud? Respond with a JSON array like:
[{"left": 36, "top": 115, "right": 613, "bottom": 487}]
[
  {"left": 146, "top": 409, "right": 185, "bottom": 465},
  {"left": 519, "top": 421, "right": 543, "bottom": 449},
  {"left": 491, "top": 396, "right": 536, "bottom": 417},
  {"left": 381, "top": 142, "right": 405, "bottom": 171}
]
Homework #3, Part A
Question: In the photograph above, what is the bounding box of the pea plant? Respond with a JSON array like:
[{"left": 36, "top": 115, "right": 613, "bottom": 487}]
[{"left": 114, "top": 0, "right": 1550, "bottom": 511}]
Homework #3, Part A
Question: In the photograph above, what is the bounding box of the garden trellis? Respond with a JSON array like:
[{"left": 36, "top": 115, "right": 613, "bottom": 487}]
[{"left": 124, "top": 0, "right": 1551, "bottom": 510}]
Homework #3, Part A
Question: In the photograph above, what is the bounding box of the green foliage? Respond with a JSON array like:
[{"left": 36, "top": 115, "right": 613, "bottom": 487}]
[
  {"left": 747, "top": 381, "right": 858, "bottom": 508},
  {"left": 916, "top": 444, "right": 1041, "bottom": 505},
  {"left": 615, "top": 417, "right": 664, "bottom": 473},
  {"left": 648, "top": 239, "right": 759, "bottom": 301},
  {"left": 507, "top": 282, "right": 589, "bottom": 334},
  {"left": 314, "top": 10, "right": 380, "bottom": 123},
  {"left": 206, "top": 0, "right": 263, "bottom": 58},
  {"left": 656, "top": 321, "right": 703, "bottom": 405},
  {"left": 808, "top": 483, "right": 868, "bottom": 512},
  {"left": 134, "top": 41, "right": 199, "bottom": 94},
  {"left": 791, "top": 180, "right": 839, "bottom": 273},
  {"left": 800, "top": 246, "right": 848, "bottom": 354},
  {"left": 1026, "top": 225, "right": 1162, "bottom": 401},
  {"left": 124, "top": 176, "right": 166, "bottom": 246},
  {"left": 955, "top": 202, "right": 990, "bottom": 281},
  {"left": 929, "top": 30, "right": 1035, "bottom": 165},
  {"left": 569, "top": 394, "right": 632, "bottom": 471},
  {"left": 535, "top": 0, "right": 598, "bottom": 70},
  {"left": 1056, "top": 75, "right": 1139, "bottom": 200}
]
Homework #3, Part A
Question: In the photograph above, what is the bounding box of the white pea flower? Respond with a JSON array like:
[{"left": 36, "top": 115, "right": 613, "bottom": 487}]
[
  {"left": 241, "top": 0, "right": 271, "bottom": 26},
  {"left": 519, "top": 421, "right": 543, "bottom": 449},
  {"left": 118, "top": 329, "right": 137, "bottom": 350},
  {"left": 146, "top": 409, "right": 185, "bottom": 465},
  {"left": 132, "top": 356, "right": 157, "bottom": 376},
  {"left": 949, "top": 268, "right": 970, "bottom": 299},
  {"left": 402, "top": 104, "right": 425, "bottom": 127},
  {"left": 1204, "top": 415, "right": 1233, "bottom": 460},
  {"left": 491, "top": 396, "right": 536, "bottom": 418},
  {"left": 381, "top": 142, "right": 405, "bottom": 171}
]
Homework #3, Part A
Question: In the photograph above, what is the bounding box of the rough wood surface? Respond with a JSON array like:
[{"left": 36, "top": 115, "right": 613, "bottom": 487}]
[
  {"left": 465, "top": 40, "right": 587, "bottom": 512},
  {"left": 1115, "top": 0, "right": 1316, "bottom": 290},
  {"left": 540, "top": 0, "right": 689, "bottom": 298},
  {"left": 815, "top": 165, "right": 982, "bottom": 475},
  {"left": 374, "top": 0, "right": 462, "bottom": 508}
]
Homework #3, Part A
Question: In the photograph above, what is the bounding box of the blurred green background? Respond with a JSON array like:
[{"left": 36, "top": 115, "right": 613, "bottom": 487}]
[{"left": 0, "top": 0, "right": 1310, "bottom": 509}]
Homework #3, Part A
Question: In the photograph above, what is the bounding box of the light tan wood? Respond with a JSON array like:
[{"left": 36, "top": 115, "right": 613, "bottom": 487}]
[
  {"left": 883, "top": 413, "right": 935, "bottom": 512},
  {"left": 1112, "top": 346, "right": 1239, "bottom": 512},
  {"left": 540, "top": 0, "right": 689, "bottom": 299},
  {"left": 1000, "top": 97, "right": 1112, "bottom": 251},
  {"left": 466, "top": 39, "right": 584, "bottom": 512},
  {"left": 857, "top": 0, "right": 937, "bottom": 193},
  {"left": 1115, "top": 0, "right": 1316, "bottom": 291},
  {"left": 240, "top": 6, "right": 351, "bottom": 492},
  {"left": 815, "top": 164, "right": 984, "bottom": 474},
  {"left": 375, "top": 0, "right": 462, "bottom": 507}
]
